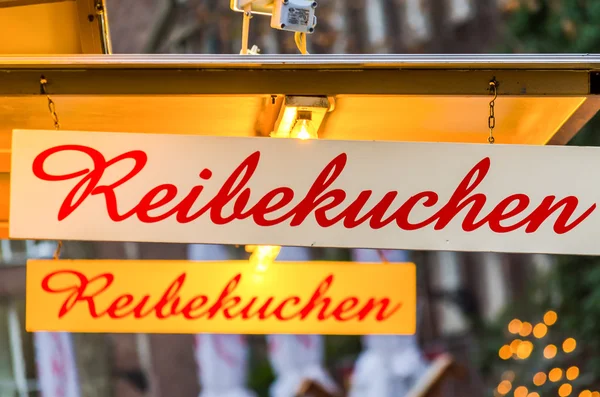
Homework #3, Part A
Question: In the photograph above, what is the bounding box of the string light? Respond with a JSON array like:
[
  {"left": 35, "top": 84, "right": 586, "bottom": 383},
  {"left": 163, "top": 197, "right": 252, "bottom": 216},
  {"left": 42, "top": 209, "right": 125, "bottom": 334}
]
[
  {"left": 520, "top": 322, "right": 533, "bottom": 337},
  {"left": 499, "top": 345, "right": 512, "bottom": 360},
  {"left": 549, "top": 368, "right": 563, "bottom": 382},
  {"left": 514, "top": 386, "right": 528, "bottom": 397},
  {"left": 563, "top": 338, "right": 577, "bottom": 353},
  {"left": 591, "top": 392, "right": 600, "bottom": 397},
  {"left": 497, "top": 380, "right": 512, "bottom": 395},
  {"left": 566, "top": 366, "right": 579, "bottom": 381},
  {"left": 533, "top": 323, "right": 548, "bottom": 339},
  {"left": 497, "top": 311, "right": 590, "bottom": 397},
  {"left": 533, "top": 372, "right": 547, "bottom": 386},
  {"left": 517, "top": 341, "right": 534, "bottom": 359},
  {"left": 544, "top": 344, "right": 558, "bottom": 359},
  {"left": 559, "top": 384, "right": 573, "bottom": 397},
  {"left": 544, "top": 310, "right": 558, "bottom": 326},
  {"left": 510, "top": 339, "right": 523, "bottom": 354},
  {"left": 509, "top": 319, "right": 523, "bottom": 334}
]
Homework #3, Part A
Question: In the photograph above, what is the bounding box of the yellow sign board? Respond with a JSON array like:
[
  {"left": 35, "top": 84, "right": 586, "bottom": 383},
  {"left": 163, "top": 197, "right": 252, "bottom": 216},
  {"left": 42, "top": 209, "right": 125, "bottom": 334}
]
[{"left": 26, "top": 259, "right": 416, "bottom": 335}]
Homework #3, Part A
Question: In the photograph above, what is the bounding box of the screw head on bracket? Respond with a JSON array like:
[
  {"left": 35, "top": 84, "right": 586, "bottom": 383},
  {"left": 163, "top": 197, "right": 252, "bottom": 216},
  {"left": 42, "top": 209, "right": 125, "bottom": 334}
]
[{"left": 311, "top": 1, "right": 317, "bottom": 8}]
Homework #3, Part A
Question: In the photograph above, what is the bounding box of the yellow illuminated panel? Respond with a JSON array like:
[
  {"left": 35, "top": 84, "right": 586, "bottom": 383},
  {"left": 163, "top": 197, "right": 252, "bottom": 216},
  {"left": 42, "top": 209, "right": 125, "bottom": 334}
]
[
  {"left": 0, "top": 1, "right": 82, "bottom": 54},
  {"left": 322, "top": 96, "right": 587, "bottom": 145},
  {"left": 26, "top": 259, "right": 417, "bottom": 335}
]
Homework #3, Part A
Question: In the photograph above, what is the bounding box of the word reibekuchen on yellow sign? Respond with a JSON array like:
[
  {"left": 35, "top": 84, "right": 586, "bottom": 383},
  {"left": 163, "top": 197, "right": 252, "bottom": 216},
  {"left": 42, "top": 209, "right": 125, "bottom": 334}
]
[{"left": 26, "top": 260, "right": 416, "bottom": 335}]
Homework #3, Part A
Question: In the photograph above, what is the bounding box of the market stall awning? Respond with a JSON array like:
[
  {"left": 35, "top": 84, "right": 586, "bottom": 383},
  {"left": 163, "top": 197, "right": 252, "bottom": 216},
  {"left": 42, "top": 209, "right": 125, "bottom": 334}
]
[{"left": 0, "top": 54, "right": 599, "bottom": 238}]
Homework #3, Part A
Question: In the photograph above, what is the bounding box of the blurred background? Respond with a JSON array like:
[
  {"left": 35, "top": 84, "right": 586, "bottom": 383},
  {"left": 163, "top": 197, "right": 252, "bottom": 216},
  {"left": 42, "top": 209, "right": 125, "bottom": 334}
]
[{"left": 2, "top": 0, "right": 600, "bottom": 396}]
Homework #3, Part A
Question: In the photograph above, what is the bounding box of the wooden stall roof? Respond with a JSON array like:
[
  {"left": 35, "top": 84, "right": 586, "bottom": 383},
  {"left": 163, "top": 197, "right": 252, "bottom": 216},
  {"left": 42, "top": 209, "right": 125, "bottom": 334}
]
[{"left": 0, "top": 54, "right": 599, "bottom": 238}]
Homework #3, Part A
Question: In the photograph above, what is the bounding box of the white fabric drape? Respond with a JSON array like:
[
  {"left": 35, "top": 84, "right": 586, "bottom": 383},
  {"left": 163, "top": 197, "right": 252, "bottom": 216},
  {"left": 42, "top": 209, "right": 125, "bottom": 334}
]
[
  {"left": 266, "top": 247, "right": 338, "bottom": 397},
  {"left": 34, "top": 332, "right": 80, "bottom": 397},
  {"left": 194, "top": 334, "right": 255, "bottom": 397},
  {"left": 188, "top": 244, "right": 256, "bottom": 397},
  {"left": 348, "top": 249, "right": 429, "bottom": 397}
]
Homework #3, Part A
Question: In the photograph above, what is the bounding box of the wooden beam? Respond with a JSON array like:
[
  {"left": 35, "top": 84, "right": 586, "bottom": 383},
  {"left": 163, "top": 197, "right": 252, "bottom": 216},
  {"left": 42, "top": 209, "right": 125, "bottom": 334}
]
[
  {"left": 0, "top": 69, "right": 590, "bottom": 96},
  {"left": 0, "top": 0, "right": 70, "bottom": 9},
  {"left": 548, "top": 96, "right": 600, "bottom": 145},
  {"left": 407, "top": 354, "right": 460, "bottom": 397}
]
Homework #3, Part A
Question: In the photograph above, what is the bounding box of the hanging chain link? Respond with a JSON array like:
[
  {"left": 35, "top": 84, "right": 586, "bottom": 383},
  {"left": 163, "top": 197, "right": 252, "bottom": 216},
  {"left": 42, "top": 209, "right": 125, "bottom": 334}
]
[
  {"left": 40, "top": 76, "right": 63, "bottom": 259},
  {"left": 488, "top": 79, "right": 498, "bottom": 144},
  {"left": 53, "top": 241, "right": 63, "bottom": 260},
  {"left": 40, "top": 76, "right": 60, "bottom": 130}
]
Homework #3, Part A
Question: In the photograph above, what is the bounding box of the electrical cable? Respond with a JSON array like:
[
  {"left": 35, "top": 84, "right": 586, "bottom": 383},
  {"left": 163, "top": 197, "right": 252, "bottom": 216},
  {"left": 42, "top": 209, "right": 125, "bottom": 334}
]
[{"left": 294, "top": 32, "right": 309, "bottom": 54}]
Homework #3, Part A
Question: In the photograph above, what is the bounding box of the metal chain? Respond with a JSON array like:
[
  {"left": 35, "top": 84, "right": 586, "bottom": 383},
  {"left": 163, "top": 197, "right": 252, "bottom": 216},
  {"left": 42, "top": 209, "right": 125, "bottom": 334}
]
[
  {"left": 40, "top": 76, "right": 60, "bottom": 130},
  {"left": 53, "top": 241, "right": 63, "bottom": 260},
  {"left": 488, "top": 79, "right": 498, "bottom": 144},
  {"left": 377, "top": 249, "right": 389, "bottom": 263},
  {"left": 40, "top": 76, "right": 63, "bottom": 260}
]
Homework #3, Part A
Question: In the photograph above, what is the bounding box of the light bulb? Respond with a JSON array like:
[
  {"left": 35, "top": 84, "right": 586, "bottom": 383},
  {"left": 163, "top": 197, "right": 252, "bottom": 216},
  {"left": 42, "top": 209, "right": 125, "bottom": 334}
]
[
  {"left": 248, "top": 245, "right": 281, "bottom": 273},
  {"left": 290, "top": 118, "right": 318, "bottom": 140}
]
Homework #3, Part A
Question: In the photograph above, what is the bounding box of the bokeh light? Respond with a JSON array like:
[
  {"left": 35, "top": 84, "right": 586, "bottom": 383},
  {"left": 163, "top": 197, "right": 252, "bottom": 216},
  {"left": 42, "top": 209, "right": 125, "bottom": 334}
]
[
  {"left": 549, "top": 368, "right": 563, "bottom": 382},
  {"left": 544, "top": 310, "right": 558, "bottom": 326},
  {"left": 533, "top": 372, "right": 547, "bottom": 386},
  {"left": 497, "top": 380, "right": 512, "bottom": 395},
  {"left": 544, "top": 344, "right": 558, "bottom": 359},
  {"left": 591, "top": 392, "right": 600, "bottom": 397},
  {"left": 533, "top": 323, "right": 548, "bottom": 339},
  {"left": 579, "top": 391, "right": 592, "bottom": 397},
  {"left": 510, "top": 339, "right": 522, "bottom": 354},
  {"left": 514, "top": 386, "right": 528, "bottom": 397},
  {"left": 566, "top": 366, "right": 579, "bottom": 381},
  {"left": 527, "top": 393, "right": 540, "bottom": 397},
  {"left": 502, "top": 371, "right": 515, "bottom": 382},
  {"left": 499, "top": 345, "right": 512, "bottom": 360},
  {"left": 559, "top": 384, "right": 573, "bottom": 397},
  {"left": 517, "top": 341, "right": 534, "bottom": 359},
  {"left": 508, "top": 319, "right": 523, "bottom": 334},
  {"left": 520, "top": 322, "right": 533, "bottom": 337},
  {"left": 563, "top": 338, "right": 577, "bottom": 353}
]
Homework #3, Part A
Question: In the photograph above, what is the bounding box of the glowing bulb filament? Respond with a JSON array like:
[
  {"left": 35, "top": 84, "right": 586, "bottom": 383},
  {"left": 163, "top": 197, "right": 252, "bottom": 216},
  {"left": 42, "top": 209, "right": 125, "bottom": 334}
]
[
  {"left": 247, "top": 245, "right": 281, "bottom": 273},
  {"left": 296, "top": 121, "right": 311, "bottom": 140},
  {"left": 290, "top": 112, "right": 318, "bottom": 140}
]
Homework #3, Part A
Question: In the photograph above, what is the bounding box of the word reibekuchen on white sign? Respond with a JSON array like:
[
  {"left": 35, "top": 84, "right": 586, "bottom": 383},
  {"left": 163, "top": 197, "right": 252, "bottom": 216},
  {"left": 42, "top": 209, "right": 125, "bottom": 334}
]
[{"left": 9, "top": 129, "right": 599, "bottom": 255}]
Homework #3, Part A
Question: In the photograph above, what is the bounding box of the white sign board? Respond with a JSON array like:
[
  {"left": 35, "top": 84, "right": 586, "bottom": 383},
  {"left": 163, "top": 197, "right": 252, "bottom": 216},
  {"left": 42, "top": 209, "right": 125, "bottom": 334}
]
[{"left": 9, "top": 129, "right": 600, "bottom": 255}]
